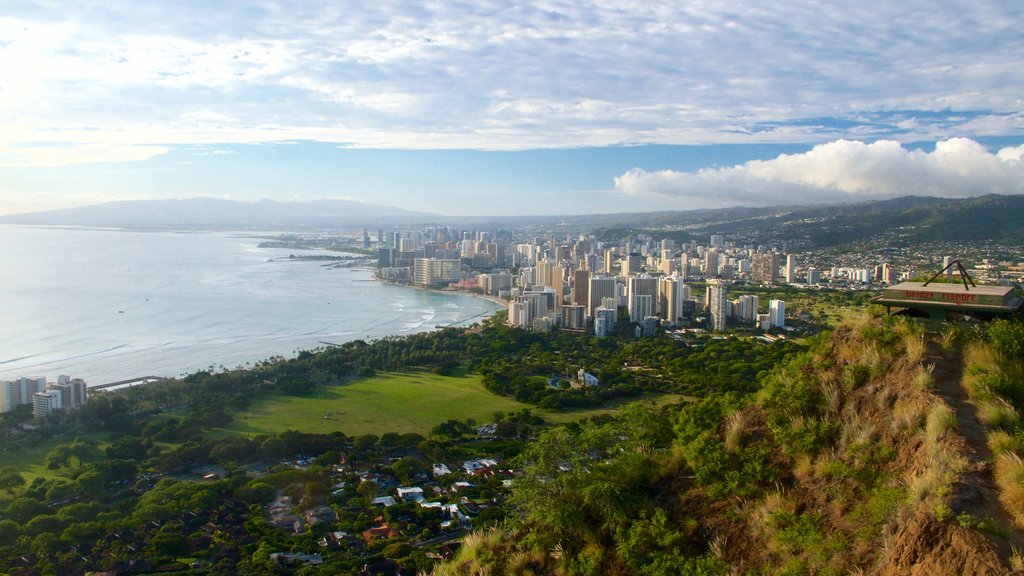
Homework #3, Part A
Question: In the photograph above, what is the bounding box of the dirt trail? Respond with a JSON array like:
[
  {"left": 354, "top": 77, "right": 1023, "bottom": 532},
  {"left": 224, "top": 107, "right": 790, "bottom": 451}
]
[{"left": 925, "top": 338, "right": 1024, "bottom": 558}]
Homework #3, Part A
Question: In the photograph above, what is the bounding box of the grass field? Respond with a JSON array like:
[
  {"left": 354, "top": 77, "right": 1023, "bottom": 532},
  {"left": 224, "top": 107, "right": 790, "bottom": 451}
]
[
  {"left": 217, "top": 370, "right": 691, "bottom": 437},
  {"left": 2, "top": 433, "right": 110, "bottom": 482},
  {"left": 218, "top": 370, "right": 535, "bottom": 437}
]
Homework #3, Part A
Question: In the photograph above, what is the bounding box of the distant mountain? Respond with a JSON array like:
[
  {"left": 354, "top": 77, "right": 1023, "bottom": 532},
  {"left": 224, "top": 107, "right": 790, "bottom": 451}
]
[
  {"left": 586, "top": 195, "right": 1024, "bottom": 249},
  {"left": 3, "top": 194, "right": 1022, "bottom": 246},
  {"left": 0, "top": 198, "right": 438, "bottom": 229}
]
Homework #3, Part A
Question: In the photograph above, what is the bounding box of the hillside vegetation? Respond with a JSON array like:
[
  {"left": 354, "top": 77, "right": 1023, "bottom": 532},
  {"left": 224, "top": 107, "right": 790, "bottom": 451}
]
[{"left": 434, "top": 317, "right": 1024, "bottom": 575}]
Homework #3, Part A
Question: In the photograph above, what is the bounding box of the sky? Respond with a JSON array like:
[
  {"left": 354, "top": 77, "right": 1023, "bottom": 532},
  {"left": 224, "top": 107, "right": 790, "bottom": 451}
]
[{"left": 1, "top": 1, "right": 1023, "bottom": 216}]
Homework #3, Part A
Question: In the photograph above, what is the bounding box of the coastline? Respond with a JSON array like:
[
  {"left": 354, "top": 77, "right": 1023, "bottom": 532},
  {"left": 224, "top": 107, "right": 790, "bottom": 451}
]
[
  {"left": 371, "top": 271, "right": 507, "bottom": 321},
  {"left": 0, "top": 227, "right": 506, "bottom": 386}
]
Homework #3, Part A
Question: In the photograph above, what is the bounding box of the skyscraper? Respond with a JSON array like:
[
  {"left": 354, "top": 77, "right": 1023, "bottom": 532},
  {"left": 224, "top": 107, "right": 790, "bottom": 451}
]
[
  {"left": 708, "top": 280, "right": 729, "bottom": 332},
  {"left": 769, "top": 299, "right": 786, "bottom": 328},
  {"left": 784, "top": 254, "right": 798, "bottom": 283},
  {"left": 588, "top": 276, "right": 618, "bottom": 319},
  {"left": 751, "top": 253, "right": 779, "bottom": 284},
  {"left": 659, "top": 276, "right": 682, "bottom": 326},
  {"left": 572, "top": 269, "right": 591, "bottom": 306}
]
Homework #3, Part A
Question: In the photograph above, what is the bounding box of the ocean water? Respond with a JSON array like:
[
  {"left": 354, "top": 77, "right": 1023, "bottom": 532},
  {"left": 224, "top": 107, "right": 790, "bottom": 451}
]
[{"left": 0, "top": 226, "right": 499, "bottom": 385}]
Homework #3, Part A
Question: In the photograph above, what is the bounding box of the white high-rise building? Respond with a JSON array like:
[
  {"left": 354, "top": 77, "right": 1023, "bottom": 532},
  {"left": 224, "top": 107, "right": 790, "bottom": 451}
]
[
  {"left": 784, "top": 254, "right": 798, "bottom": 283},
  {"left": 736, "top": 294, "right": 760, "bottom": 323},
  {"left": 659, "top": 276, "right": 683, "bottom": 326},
  {"left": 708, "top": 280, "right": 729, "bottom": 332},
  {"left": 33, "top": 390, "right": 62, "bottom": 418},
  {"left": 769, "top": 299, "right": 786, "bottom": 329}
]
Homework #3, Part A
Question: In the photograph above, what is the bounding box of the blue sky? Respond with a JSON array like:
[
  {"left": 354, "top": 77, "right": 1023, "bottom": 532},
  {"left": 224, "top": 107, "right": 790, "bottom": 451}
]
[{"left": 2, "top": 1, "right": 1023, "bottom": 216}]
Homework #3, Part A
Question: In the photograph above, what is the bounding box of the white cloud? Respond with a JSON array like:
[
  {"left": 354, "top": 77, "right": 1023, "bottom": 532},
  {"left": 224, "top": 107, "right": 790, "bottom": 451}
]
[
  {"left": 0, "top": 2, "right": 1022, "bottom": 165},
  {"left": 614, "top": 138, "right": 1024, "bottom": 207}
]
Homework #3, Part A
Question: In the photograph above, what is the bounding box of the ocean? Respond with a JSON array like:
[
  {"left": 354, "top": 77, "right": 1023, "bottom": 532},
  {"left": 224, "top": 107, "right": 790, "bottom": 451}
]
[{"left": 0, "top": 226, "right": 499, "bottom": 385}]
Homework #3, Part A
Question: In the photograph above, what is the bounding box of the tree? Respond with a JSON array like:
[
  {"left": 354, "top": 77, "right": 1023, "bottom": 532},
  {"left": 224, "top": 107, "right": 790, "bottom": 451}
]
[
  {"left": 391, "top": 457, "right": 425, "bottom": 484},
  {"left": 0, "top": 519, "right": 18, "bottom": 543},
  {"left": 0, "top": 465, "right": 25, "bottom": 493}
]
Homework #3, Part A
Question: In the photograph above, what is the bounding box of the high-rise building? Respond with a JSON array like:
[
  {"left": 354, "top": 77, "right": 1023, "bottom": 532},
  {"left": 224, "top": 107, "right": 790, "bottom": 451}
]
[
  {"left": 33, "top": 390, "right": 62, "bottom": 418},
  {"left": 594, "top": 306, "right": 617, "bottom": 337},
  {"left": 629, "top": 294, "right": 653, "bottom": 323},
  {"left": 572, "top": 269, "right": 591, "bottom": 306},
  {"left": 881, "top": 263, "right": 896, "bottom": 284},
  {"left": 659, "top": 276, "right": 683, "bottom": 326},
  {"left": 708, "top": 280, "right": 729, "bottom": 332},
  {"left": 49, "top": 376, "right": 87, "bottom": 409},
  {"left": 603, "top": 250, "right": 616, "bottom": 275},
  {"left": 751, "top": 253, "right": 779, "bottom": 284},
  {"left": 943, "top": 255, "right": 955, "bottom": 275},
  {"left": 736, "top": 294, "right": 760, "bottom": 323},
  {"left": 0, "top": 376, "right": 46, "bottom": 413},
  {"left": 710, "top": 234, "right": 724, "bottom": 248},
  {"left": 559, "top": 304, "right": 587, "bottom": 330},
  {"left": 588, "top": 276, "right": 618, "bottom": 319},
  {"left": 769, "top": 299, "right": 786, "bottom": 328},
  {"left": 704, "top": 251, "right": 720, "bottom": 278},
  {"left": 535, "top": 259, "right": 554, "bottom": 288},
  {"left": 413, "top": 258, "right": 462, "bottom": 287},
  {"left": 784, "top": 254, "right": 798, "bottom": 283},
  {"left": 807, "top": 267, "right": 821, "bottom": 285},
  {"left": 628, "top": 276, "right": 659, "bottom": 314},
  {"left": 621, "top": 253, "right": 643, "bottom": 277}
]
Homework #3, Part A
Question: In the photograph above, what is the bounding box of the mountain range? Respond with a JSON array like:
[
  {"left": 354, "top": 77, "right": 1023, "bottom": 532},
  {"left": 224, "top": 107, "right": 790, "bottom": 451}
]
[
  {"left": 0, "top": 198, "right": 436, "bottom": 229},
  {"left": 2, "top": 195, "right": 1023, "bottom": 248}
]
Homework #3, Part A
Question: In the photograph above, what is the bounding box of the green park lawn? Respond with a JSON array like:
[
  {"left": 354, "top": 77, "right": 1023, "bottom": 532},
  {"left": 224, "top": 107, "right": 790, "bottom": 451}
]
[
  {"left": 219, "top": 370, "right": 534, "bottom": 437},
  {"left": 2, "top": 433, "right": 110, "bottom": 483},
  {"left": 218, "top": 370, "right": 688, "bottom": 438}
]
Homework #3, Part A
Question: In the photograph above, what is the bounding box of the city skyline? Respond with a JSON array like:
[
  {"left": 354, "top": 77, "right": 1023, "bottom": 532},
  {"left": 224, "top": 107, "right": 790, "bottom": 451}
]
[{"left": 2, "top": 1, "right": 1023, "bottom": 216}]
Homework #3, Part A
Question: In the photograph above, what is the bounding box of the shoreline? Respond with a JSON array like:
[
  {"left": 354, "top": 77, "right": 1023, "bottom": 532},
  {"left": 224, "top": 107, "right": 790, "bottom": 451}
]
[{"left": 371, "top": 272, "right": 507, "bottom": 319}]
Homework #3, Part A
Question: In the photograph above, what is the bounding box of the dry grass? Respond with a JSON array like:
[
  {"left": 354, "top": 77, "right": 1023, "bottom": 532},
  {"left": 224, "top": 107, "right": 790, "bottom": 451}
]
[
  {"left": 1011, "top": 546, "right": 1024, "bottom": 572},
  {"left": 994, "top": 453, "right": 1024, "bottom": 528},
  {"left": 987, "top": 430, "right": 1021, "bottom": 456},
  {"left": 891, "top": 395, "right": 931, "bottom": 434},
  {"left": 977, "top": 399, "right": 1020, "bottom": 430},
  {"left": 793, "top": 454, "right": 814, "bottom": 483},
  {"left": 431, "top": 527, "right": 510, "bottom": 575},
  {"left": 911, "top": 366, "right": 934, "bottom": 392},
  {"left": 906, "top": 466, "right": 943, "bottom": 504},
  {"left": 925, "top": 403, "right": 956, "bottom": 454},
  {"left": 752, "top": 490, "right": 793, "bottom": 528},
  {"left": 724, "top": 410, "right": 750, "bottom": 454},
  {"left": 903, "top": 332, "right": 926, "bottom": 364}
]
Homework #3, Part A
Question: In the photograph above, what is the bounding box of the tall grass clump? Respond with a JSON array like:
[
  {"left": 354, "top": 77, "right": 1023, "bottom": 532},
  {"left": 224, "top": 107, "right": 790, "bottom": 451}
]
[
  {"left": 910, "top": 366, "right": 934, "bottom": 392},
  {"left": 925, "top": 404, "right": 956, "bottom": 455},
  {"left": 724, "top": 410, "right": 750, "bottom": 454},
  {"left": 994, "top": 453, "right": 1024, "bottom": 528},
  {"left": 977, "top": 399, "right": 1020, "bottom": 430},
  {"left": 987, "top": 430, "right": 1020, "bottom": 456},
  {"left": 903, "top": 332, "right": 926, "bottom": 365}
]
